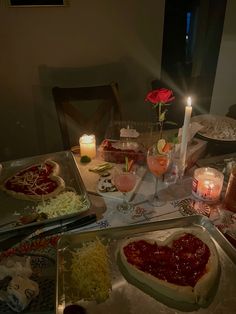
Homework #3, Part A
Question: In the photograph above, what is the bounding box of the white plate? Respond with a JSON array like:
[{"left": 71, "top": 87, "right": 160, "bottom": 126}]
[{"left": 191, "top": 114, "right": 236, "bottom": 142}]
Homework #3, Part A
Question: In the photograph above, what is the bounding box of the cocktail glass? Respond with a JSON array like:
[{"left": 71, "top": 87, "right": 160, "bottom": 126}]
[
  {"left": 147, "top": 144, "right": 171, "bottom": 206},
  {"left": 113, "top": 169, "right": 136, "bottom": 213}
]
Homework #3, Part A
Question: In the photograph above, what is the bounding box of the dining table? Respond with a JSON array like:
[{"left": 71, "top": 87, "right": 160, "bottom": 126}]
[
  {"left": 0, "top": 136, "right": 235, "bottom": 314},
  {"left": 73, "top": 150, "right": 236, "bottom": 234}
]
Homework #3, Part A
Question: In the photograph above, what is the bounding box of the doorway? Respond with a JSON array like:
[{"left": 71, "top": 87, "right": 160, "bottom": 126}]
[{"left": 156, "top": 0, "right": 227, "bottom": 126}]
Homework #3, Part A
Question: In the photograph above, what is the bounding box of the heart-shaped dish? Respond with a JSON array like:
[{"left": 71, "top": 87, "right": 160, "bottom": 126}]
[
  {"left": 119, "top": 229, "right": 219, "bottom": 306},
  {"left": 1, "top": 160, "right": 65, "bottom": 201}
]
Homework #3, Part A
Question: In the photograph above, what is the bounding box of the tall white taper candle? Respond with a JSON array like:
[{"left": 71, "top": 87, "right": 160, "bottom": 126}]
[{"left": 180, "top": 97, "right": 192, "bottom": 171}]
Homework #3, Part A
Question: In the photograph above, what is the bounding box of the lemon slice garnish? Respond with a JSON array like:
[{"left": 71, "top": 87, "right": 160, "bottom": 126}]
[{"left": 157, "top": 139, "right": 166, "bottom": 154}]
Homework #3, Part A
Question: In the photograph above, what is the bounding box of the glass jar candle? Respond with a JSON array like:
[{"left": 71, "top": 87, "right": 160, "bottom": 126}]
[
  {"left": 192, "top": 167, "right": 224, "bottom": 203},
  {"left": 79, "top": 134, "right": 96, "bottom": 159}
]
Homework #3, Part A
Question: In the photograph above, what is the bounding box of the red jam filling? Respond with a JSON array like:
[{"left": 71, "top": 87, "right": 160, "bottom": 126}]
[
  {"left": 123, "top": 233, "right": 210, "bottom": 287},
  {"left": 5, "top": 162, "right": 58, "bottom": 195}
]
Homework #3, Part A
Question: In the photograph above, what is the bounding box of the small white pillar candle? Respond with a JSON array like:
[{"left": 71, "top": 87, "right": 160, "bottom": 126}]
[
  {"left": 192, "top": 167, "right": 224, "bottom": 202},
  {"left": 180, "top": 96, "right": 192, "bottom": 170},
  {"left": 79, "top": 134, "right": 96, "bottom": 158}
]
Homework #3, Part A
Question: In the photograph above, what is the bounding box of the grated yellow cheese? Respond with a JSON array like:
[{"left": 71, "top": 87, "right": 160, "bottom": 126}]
[
  {"left": 36, "top": 191, "right": 86, "bottom": 218},
  {"left": 71, "top": 238, "right": 111, "bottom": 303}
]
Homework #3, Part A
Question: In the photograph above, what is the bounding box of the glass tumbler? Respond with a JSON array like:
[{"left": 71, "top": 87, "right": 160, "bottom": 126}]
[{"left": 224, "top": 167, "right": 236, "bottom": 212}]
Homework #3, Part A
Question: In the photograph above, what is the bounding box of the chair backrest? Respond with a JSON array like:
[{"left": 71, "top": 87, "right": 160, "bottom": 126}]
[
  {"left": 226, "top": 104, "right": 236, "bottom": 120},
  {"left": 52, "top": 82, "right": 122, "bottom": 150}
]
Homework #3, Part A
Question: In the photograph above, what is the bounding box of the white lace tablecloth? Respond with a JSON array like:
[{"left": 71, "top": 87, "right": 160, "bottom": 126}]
[
  {"left": 74, "top": 158, "right": 195, "bottom": 229},
  {"left": 74, "top": 157, "right": 236, "bottom": 246}
]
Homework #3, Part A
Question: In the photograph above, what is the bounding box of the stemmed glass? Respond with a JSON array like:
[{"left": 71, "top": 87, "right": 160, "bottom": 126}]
[
  {"left": 147, "top": 144, "right": 171, "bottom": 206},
  {"left": 113, "top": 168, "right": 136, "bottom": 213}
]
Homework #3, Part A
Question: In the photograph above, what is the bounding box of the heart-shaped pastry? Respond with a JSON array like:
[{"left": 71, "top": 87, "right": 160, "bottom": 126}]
[
  {"left": 119, "top": 229, "right": 219, "bottom": 306},
  {"left": 1, "top": 160, "right": 65, "bottom": 201}
]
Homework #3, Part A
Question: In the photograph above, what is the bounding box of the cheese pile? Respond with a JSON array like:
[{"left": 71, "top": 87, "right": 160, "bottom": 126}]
[
  {"left": 36, "top": 191, "right": 86, "bottom": 218},
  {"left": 71, "top": 238, "right": 111, "bottom": 303}
]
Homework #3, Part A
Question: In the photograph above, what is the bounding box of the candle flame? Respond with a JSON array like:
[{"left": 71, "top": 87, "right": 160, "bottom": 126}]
[
  {"left": 187, "top": 97, "right": 192, "bottom": 107},
  {"left": 80, "top": 134, "right": 95, "bottom": 144}
]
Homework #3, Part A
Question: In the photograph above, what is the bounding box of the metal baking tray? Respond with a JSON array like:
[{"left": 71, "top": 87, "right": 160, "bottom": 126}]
[
  {"left": 0, "top": 151, "right": 90, "bottom": 235},
  {"left": 56, "top": 215, "right": 236, "bottom": 314}
]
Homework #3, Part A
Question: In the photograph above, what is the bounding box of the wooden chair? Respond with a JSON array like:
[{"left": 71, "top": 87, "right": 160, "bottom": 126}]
[{"left": 52, "top": 82, "right": 122, "bottom": 150}]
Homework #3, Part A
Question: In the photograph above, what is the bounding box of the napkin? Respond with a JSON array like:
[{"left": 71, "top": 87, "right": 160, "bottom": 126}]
[
  {"left": 6, "top": 275, "right": 39, "bottom": 312},
  {"left": 176, "top": 122, "right": 204, "bottom": 152},
  {"left": 174, "top": 122, "right": 207, "bottom": 169},
  {"left": 210, "top": 209, "right": 236, "bottom": 233},
  {"left": 0, "top": 256, "right": 32, "bottom": 280}
]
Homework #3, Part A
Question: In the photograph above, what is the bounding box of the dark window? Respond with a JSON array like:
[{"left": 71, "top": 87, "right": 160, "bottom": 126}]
[{"left": 9, "top": 0, "right": 65, "bottom": 6}]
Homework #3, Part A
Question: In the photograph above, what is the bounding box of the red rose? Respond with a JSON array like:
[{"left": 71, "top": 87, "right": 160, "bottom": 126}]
[{"left": 145, "top": 88, "right": 175, "bottom": 104}]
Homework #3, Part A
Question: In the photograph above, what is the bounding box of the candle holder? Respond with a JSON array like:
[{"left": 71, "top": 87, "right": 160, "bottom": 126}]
[
  {"left": 192, "top": 167, "right": 224, "bottom": 203},
  {"left": 79, "top": 134, "right": 96, "bottom": 159}
]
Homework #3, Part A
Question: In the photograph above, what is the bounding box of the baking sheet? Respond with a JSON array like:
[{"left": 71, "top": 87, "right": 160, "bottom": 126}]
[
  {"left": 56, "top": 215, "right": 236, "bottom": 314},
  {"left": 0, "top": 151, "right": 90, "bottom": 235}
]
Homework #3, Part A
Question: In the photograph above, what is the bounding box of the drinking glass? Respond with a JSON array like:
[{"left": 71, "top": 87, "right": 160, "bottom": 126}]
[
  {"left": 224, "top": 167, "right": 236, "bottom": 212},
  {"left": 147, "top": 144, "right": 171, "bottom": 206},
  {"left": 113, "top": 169, "right": 136, "bottom": 213}
]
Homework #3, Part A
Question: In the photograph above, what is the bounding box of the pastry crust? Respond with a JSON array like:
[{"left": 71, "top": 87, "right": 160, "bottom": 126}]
[
  {"left": 1, "top": 160, "right": 65, "bottom": 201},
  {"left": 119, "top": 229, "right": 219, "bottom": 306}
]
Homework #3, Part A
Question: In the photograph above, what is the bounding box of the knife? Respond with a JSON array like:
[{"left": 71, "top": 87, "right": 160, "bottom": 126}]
[
  {"left": 0, "top": 213, "right": 89, "bottom": 237},
  {"left": 28, "top": 213, "right": 97, "bottom": 240},
  {"left": 0, "top": 213, "right": 97, "bottom": 251}
]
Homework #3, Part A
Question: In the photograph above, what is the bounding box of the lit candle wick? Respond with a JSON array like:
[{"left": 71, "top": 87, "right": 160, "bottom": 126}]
[{"left": 187, "top": 96, "right": 192, "bottom": 107}]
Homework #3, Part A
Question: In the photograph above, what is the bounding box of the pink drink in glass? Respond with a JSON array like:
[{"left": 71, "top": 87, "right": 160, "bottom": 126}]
[
  {"left": 147, "top": 155, "right": 169, "bottom": 177},
  {"left": 114, "top": 172, "right": 136, "bottom": 192}
]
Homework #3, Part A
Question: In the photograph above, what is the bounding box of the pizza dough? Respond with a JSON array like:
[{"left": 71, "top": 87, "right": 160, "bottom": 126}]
[
  {"left": 1, "top": 160, "right": 65, "bottom": 201},
  {"left": 119, "top": 229, "right": 219, "bottom": 306}
]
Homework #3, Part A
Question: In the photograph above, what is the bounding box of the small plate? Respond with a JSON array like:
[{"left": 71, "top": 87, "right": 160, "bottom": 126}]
[{"left": 191, "top": 114, "right": 236, "bottom": 142}]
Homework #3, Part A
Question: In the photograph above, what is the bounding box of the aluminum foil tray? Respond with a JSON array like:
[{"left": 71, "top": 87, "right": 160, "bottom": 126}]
[
  {"left": 0, "top": 151, "right": 90, "bottom": 235},
  {"left": 56, "top": 215, "right": 236, "bottom": 314}
]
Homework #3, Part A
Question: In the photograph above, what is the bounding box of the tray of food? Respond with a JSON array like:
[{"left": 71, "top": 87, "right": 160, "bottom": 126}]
[
  {"left": 56, "top": 215, "right": 236, "bottom": 314},
  {"left": 98, "top": 139, "right": 147, "bottom": 165},
  {"left": 0, "top": 151, "right": 90, "bottom": 235},
  {"left": 191, "top": 114, "right": 236, "bottom": 142}
]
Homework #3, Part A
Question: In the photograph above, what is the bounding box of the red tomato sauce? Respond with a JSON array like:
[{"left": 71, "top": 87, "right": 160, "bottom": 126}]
[
  {"left": 123, "top": 233, "right": 210, "bottom": 287},
  {"left": 5, "top": 162, "right": 58, "bottom": 195}
]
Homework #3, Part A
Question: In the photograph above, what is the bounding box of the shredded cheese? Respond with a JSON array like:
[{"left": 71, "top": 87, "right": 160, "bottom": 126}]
[
  {"left": 71, "top": 238, "right": 111, "bottom": 303},
  {"left": 36, "top": 191, "right": 86, "bottom": 218}
]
